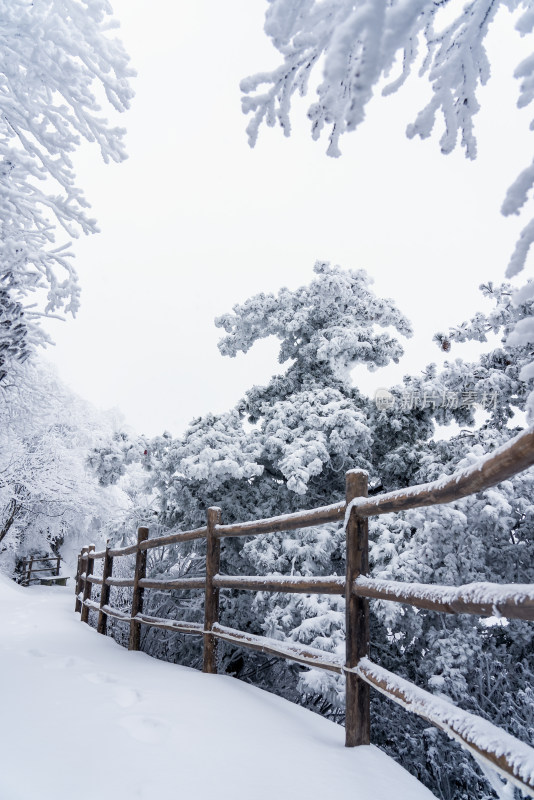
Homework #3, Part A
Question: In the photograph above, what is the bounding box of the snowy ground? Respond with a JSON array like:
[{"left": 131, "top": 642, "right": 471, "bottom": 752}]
[{"left": 0, "top": 575, "right": 436, "bottom": 799}]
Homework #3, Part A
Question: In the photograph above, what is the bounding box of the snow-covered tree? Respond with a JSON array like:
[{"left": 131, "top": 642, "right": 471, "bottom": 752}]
[
  {"left": 88, "top": 430, "right": 147, "bottom": 488},
  {"left": 216, "top": 260, "right": 412, "bottom": 493},
  {"left": 0, "top": 359, "right": 127, "bottom": 576},
  {"left": 0, "top": 0, "right": 133, "bottom": 380},
  {"left": 241, "top": 0, "right": 534, "bottom": 419},
  {"left": 137, "top": 264, "right": 424, "bottom": 689},
  {"left": 132, "top": 269, "right": 534, "bottom": 799}
]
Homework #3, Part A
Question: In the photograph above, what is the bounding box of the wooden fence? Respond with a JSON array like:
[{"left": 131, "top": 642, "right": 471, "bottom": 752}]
[
  {"left": 20, "top": 555, "right": 62, "bottom": 586},
  {"left": 76, "top": 426, "right": 534, "bottom": 797}
]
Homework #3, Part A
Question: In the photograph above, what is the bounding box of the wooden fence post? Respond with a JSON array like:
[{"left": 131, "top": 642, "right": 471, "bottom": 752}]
[
  {"left": 75, "top": 548, "right": 86, "bottom": 612},
  {"left": 97, "top": 540, "right": 113, "bottom": 636},
  {"left": 345, "top": 469, "right": 370, "bottom": 747},
  {"left": 128, "top": 527, "right": 149, "bottom": 651},
  {"left": 203, "top": 506, "right": 221, "bottom": 674},
  {"left": 26, "top": 556, "right": 33, "bottom": 586},
  {"left": 56, "top": 556, "right": 61, "bottom": 577},
  {"left": 80, "top": 544, "right": 95, "bottom": 624}
]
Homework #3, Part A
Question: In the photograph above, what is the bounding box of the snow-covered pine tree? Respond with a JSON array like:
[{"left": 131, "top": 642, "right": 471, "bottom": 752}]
[
  {"left": 138, "top": 263, "right": 423, "bottom": 695},
  {"left": 88, "top": 430, "right": 148, "bottom": 489}
]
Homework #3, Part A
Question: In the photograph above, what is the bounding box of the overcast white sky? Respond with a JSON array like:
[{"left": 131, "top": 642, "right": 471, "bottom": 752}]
[{"left": 43, "top": 1, "right": 534, "bottom": 438}]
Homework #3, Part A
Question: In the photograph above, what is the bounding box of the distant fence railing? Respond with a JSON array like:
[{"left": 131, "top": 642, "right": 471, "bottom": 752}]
[
  {"left": 76, "top": 427, "right": 534, "bottom": 797},
  {"left": 20, "top": 555, "right": 63, "bottom": 586}
]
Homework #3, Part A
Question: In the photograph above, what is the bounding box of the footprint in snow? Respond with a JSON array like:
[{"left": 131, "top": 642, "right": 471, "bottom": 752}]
[
  {"left": 119, "top": 714, "right": 168, "bottom": 744},
  {"left": 83, "top": 671, "right": 119, "bottom": 685},
  {"left": 114, "top": 686, "right": 142, "bottom": 709},
  {"left": 44, "top": 655, "right": 87, "bottom": 671}
]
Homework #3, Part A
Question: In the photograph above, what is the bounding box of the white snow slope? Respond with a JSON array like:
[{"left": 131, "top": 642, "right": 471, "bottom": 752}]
[{"left": 0, "top": 575, "right": 436, "bottom": 800}]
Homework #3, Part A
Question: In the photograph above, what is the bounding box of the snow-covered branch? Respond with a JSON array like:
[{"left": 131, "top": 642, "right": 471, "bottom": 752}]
[{"left": 0, "top": 0, "right": 134, "bottom": 379}]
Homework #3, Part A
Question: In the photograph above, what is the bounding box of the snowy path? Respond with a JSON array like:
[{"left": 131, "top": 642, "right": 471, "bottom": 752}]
[{"left": 0, "top": 576, "right": 435, "bottom": 799}]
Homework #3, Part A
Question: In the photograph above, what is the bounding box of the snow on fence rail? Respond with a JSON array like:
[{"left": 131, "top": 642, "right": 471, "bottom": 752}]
[{"left": 75, "top": 426, "right": 534, "bottom": 797}]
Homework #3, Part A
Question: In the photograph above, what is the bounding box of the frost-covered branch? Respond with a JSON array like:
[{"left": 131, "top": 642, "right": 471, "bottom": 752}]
[
  {"left": 242, "top": 0, "right": 502, "bottom": 159},
  {"left": 0, "top": 0, "right": 134, "bottom": 380}
]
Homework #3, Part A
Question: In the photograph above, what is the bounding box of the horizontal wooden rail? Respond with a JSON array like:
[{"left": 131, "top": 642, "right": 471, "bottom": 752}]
[
  {"left": 79, "top": 574, "right": 133, "bottom": 588},
  {"left": 212, "top": 623, "right": 344, "bottom": 674},
  {"left": 214, "top": 501, "right": 345, "bottom": 539},
  {"left": 108, "top": 543, "right": 138, "bottom": 557},
  {"left": 82, "top": 597, "right": 131, "bottom": 622},
  {"left": 135, "top": 612, "right": 204, "bottom": 635},
  {"left": 354, "top": 577, "right": 534, "bottom": 620},
  {"left": 353, "top": 657, "right": 534, "bottom": 798},
  {"left": 105, "top": 577, "right": 135, "bottom": 588},
  {"left": 138, "top": 577, "right": 206, "bottom": 591},
  {"left": 213, "top": 574, "right": 345, "bottom": 595},
  {"left": 139, "top": 526, "right": 207, "bottom": 550},
  {"left": 100, "top": 604, "right": 131, "bottom": 622},
  {"left": 346, "top": 427, "right": 534, "bottom": 520},
  {"left": 23, "top": 567, "right": 61, "bottom": 575},
  {"left": 95, "top": 528, "right": 208, "bottom": 561},
  {"left": 21, "top": 557, "right": 58, "bottom": 564},
  {"left": 81, "top": 597, "right": 100, "bottom": 613},
  {"left": 83, "top": 571, "right": 534, "bottom": 618},
  {"left": 80, "top": 598, "right": 205, "bottom": 634},
  {"left": 78, "top": 601, "right": 346, "bottom": 671}
]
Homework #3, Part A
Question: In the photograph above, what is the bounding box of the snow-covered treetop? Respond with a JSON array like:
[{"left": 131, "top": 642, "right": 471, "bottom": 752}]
[
  {"left": 213, "top": 262, "right": 412, "bottom": 494},
  {"left": 216, "top": 261, "right": 412, "bottom": 382}
]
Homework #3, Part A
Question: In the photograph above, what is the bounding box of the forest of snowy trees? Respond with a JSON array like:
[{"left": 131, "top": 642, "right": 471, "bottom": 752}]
[
  {"left": 1, "top": 2, "right": 534, "bottom": 800},
  {"left": 80, "top": 265, "right": 532, "bottom": 800}
]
